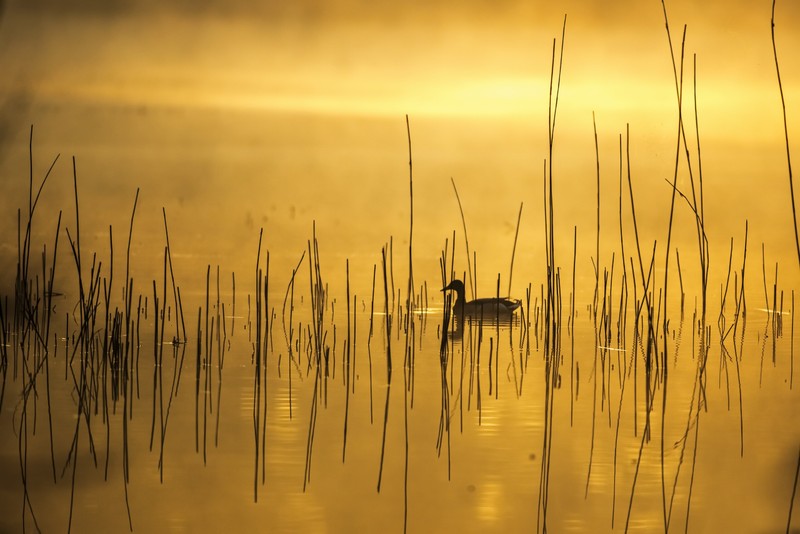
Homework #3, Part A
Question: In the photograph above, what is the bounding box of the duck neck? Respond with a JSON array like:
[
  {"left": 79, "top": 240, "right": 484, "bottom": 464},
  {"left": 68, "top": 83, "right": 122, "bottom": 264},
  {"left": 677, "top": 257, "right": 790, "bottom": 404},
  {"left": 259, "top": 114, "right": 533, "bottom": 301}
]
[{"left": 453, "top": 286, "right": 466, "bottom": 311}]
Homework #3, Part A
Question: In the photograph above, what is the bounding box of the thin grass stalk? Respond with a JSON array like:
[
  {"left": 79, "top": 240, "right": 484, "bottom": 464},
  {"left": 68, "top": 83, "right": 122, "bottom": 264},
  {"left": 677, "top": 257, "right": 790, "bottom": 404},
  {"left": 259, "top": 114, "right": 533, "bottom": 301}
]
[
  {"left": 508, "top": 203, "right": 523, "bottom": 297},
  {"left": 203, "top": 265, "right": 210, "bottom": 465},
  {"left": 405, "top": 114, "right": 416, "bottom": 399},
  {"left": 450, "top": 178, "right": 475, "bottom": 301},
  {"left": 538, "top": 18, "right": 566, "bottom": 534},
  {"left": 158, "top": 249, "right": 167, "bottom": 481},
  {"left": 252, "top": 230, "right": 263, "bottom": 501},
  {"left": 162, "top": 208, "right": 184, "bottom": 341},
  {"left": 788, "top": 445, "right": 800, "bottom": 532},
  {"left": 658, "top": 12, "right": 688, "bottom": 529},
  {"left": 770, "top": 0, "right": 800, "bottom": 266},
  {"left": 149, "top": 281, "right": 159, "bottom": 451},
  {"left": 261, "top": 254, "right": 269, "bottom": 486},
  {"left": 43, "top": 212, "right": 62, "bottom": 483},
  {"left": 593, "top": 111, "right": 601, "bottom": 323},
  {"left": 382, "top": 247, "right": 392, "bottom": 377},
  {"left": 195, "top": 307, "right": 201, "bottom": 454},
  {"left": 214, "top": 266, "right": 225, "bottom": 450},
  {"left": 342, "top": 259, "right": 351, "bottom": 462},
  {"left": 571, "top": 225, "right": 576, "bottom": 427}
]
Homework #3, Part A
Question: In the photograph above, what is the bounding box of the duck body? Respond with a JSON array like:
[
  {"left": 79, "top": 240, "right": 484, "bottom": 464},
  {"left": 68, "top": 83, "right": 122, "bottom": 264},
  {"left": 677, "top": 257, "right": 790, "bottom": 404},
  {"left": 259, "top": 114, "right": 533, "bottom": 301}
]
[{"left": 442, "top": 279, "right": 521, "bottom": 317}]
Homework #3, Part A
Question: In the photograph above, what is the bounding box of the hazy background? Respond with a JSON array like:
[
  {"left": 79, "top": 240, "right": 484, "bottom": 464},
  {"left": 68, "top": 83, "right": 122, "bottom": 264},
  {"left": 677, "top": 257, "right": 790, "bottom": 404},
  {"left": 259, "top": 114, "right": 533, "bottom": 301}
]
[
  {"left": 0, "top": 0, "right": 798, "bottom": 296},
  {"left": 0, "top": 4, "right": 799, "bottom": 532}
]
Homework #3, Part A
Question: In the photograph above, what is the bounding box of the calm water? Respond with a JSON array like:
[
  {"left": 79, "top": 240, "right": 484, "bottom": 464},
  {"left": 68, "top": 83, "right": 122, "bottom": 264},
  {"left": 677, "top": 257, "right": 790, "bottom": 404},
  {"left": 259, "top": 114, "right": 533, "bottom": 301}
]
[
  {"left": 0, "top": 259, "right": 798, "bottom": 533},
  {"left": 1, "top": 3, "right": 800, "bottom": 531},
  {"left": 0, "top": 101, "right": 799, "bottom": 532}
]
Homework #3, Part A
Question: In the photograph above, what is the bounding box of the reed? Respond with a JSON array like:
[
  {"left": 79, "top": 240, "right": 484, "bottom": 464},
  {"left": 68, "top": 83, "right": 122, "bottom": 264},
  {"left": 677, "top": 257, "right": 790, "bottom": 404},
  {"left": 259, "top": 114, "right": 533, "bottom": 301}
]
[
  {"left": 507, "top": 203, "right": 524, "bottom": 298},
  {"left": 149, "top": 280, "right": 159, "bottom": 451},
  {"left": 203, "top": 264, "right": 210, "bottom": 465},
  {"left": 658, "top": 10, "right": 689, "bottom": 527},
  {"left": 405, "top": 114, "right": 416, "bottom": 409},
  {"left": 260, "top": 254, "right": 269, "bottom": 486},
  {"left": 402, "top": 113, "right": 414, "bottom": 534},
  {"left": 437, "top": 239, "right": 452, "bottom": 477},
  {"left": 303, "top": 223, "right": 329, "bottom": 491},
  {"left": 770, "top": 0, "right": 800, "bottom": 266},
  {"left": 593, "top": 111, "right": 601, "bottom": 323},
  {"left": 162, "top": 209, "right": 185, "bottom": 342},
  {"left": 342, "top": 259, "right": 351, "bottom": 462},
  {"left": 537, "top": 16, "right": 566, "bottom": 534},
  {"left": 213, "top": 267, "right": 226, "bottom": 451},
  {"left": 3, "top": 10, "right": 800, "bottom": 530},
  {"left": 376, "top": 245, "right": 392, "bottom": 493},
  {"left": 788, "top": 445, "right": 800, "bottom": 533},
  {"left": 451, "top": 178, "right": 475, "bottom": 301},
  {"left": 158, "top": 250, "right": 167, "bottom": 480}
]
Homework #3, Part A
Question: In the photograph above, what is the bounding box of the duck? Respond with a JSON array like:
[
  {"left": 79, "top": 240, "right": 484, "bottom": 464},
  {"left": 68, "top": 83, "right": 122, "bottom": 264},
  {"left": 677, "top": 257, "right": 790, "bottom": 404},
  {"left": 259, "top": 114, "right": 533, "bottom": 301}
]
[{"left": 441, "top": 279, "right": 521, "bottom": 317}]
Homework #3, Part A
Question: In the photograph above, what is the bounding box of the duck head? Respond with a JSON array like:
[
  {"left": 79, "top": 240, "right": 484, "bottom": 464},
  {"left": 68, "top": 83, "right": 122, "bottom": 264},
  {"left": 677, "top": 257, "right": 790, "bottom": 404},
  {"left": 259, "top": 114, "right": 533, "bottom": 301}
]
[{"left": 441, "top": 279, "right": 465, "bottom": 295}]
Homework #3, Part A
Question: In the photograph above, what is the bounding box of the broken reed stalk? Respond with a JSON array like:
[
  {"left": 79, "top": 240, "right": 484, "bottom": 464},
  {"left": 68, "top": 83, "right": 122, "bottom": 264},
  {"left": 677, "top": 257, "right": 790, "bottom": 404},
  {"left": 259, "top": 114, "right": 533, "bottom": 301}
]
[{"left": 162, "top": 209, "right": 184, "bottom": 342}]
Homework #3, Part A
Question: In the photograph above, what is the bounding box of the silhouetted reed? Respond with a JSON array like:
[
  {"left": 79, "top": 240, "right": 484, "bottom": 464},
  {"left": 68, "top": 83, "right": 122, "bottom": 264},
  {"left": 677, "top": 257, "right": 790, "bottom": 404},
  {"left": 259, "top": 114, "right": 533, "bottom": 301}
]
[
  {"left": 771, "top": 0, "right": 800, "bottom": 267},
  {"left": 537, "top": 16, "right": 566, "bottom": 534},
  {"left": 253, "top": 229, "right": 269, "bottom": 501},
  {"left": 342, "top": 259, "right": 351, "bottom": 462},
  {"left": 451, "top": 178, "right": 476, "bottom": 301},
  {"left": 281, "top": 250, "right": 305, "bottom": 424},
  {"left": 3, "top": 6, "right": 800, "bottom": 530},
  {"left": 303, "top": 223, "right": 330, "bottom": 491}
]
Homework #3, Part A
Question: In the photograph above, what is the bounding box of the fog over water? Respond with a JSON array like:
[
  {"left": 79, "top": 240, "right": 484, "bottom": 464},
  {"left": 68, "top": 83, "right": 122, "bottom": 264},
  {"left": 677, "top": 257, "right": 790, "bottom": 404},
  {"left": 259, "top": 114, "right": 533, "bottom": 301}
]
[{"left": 0, "top": 1, "right": 799, "bottom": 532}]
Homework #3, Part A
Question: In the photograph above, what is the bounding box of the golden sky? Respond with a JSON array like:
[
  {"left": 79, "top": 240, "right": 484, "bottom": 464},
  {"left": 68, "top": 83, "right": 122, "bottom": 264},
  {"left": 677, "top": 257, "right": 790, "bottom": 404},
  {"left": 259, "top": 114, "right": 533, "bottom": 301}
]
[{"left": 1, "top": 0, "right": 798, "bottom": 131}]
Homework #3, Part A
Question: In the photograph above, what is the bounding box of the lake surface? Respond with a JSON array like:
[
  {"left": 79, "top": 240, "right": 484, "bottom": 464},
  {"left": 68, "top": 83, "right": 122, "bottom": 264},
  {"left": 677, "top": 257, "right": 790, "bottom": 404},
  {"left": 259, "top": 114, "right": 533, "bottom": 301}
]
[
  {"left": 0, "top": 234, "right": 798, "bottom": 533},
  {"left": 1, "top": 2, "right": 800, "bottom": 532},
  {"left": 1, "top": 101, "right": 799, "bottom": 532}
]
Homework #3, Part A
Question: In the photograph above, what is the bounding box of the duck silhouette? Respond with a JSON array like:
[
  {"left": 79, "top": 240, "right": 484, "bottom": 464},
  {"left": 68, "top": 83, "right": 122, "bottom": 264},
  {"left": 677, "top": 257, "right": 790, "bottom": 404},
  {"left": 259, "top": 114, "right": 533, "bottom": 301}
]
[{"left": 441, "top": 279, "right": 521, "bottom": 318}]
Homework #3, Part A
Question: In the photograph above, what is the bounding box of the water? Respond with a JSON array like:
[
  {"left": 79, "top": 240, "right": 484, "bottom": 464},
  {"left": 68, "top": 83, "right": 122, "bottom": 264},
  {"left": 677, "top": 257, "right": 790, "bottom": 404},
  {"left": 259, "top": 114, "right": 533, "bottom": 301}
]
[
  {"left": 1, "top": 279, "right": 797, "bottom": 532},
  {"left": 2, "top": 3, "right": 800, "bottom": 532}
]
